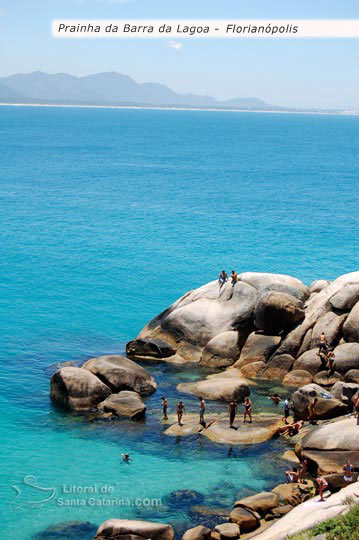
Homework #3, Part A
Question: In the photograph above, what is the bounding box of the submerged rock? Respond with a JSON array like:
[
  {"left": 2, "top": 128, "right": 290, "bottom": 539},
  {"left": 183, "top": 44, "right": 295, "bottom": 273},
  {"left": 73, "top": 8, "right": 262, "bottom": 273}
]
[
  {"left": 82, "top": 354, "right": 157, "bottom": 395},
  {"left": 165, "top": 489, "right": 205, "bottom": 508},
  {"left": 50, "top": 367, "right": 111, "bottom": 410},
  {"left": 33, "top": 521, "right": 97, "bottom": 540},
  {"left": 95, "top": 519, "right": 174, "bottom": 540}
]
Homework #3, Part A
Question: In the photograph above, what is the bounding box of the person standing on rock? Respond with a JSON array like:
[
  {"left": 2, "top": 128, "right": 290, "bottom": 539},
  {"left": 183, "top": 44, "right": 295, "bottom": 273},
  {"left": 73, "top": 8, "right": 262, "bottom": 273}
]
[
  {"left": 343, "top": 460, "right": 354, "bottom": 483},
  {"left": 326, "top": 349, "right": 335, "bottom": 377},
  {"left": 282, "top": 397, "right": 291, "bottom": 424},
  {"left": 299, "top": 458, "right": 308, "bottom": 483},
  {"left": 318, "top": 332, "right": 328, "bottom": 355},
  {"left": 316, "top": 476, "right": 329, "bottom": 502},
  {"left": 285, "top": 466, "right": 299, "bottom": 483},
  {"left": 199, "top": 396, "right": 206, "bottom": 425},
  {"left": 308, "top": 397, "right": 318, "bottom": 423},
  {"left": 231, "top": 270, "right": 238, "bottom": 287},
  {"left": 162, "top": 396, "right": 168, "bottom": 420},
  {"left": 176, "top": 401, "right": 185, "bottom": 426},
  {"left": 229, "top": 400, "right": 237, "bottom": 429},
  {"left": 243, "top": 397, "right": 252, "bottom": 423}
]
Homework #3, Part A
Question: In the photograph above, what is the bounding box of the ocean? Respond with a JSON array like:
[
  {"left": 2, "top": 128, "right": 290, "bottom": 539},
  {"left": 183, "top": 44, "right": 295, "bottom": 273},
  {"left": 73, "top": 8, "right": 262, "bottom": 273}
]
[{"left": 1, "top": 105, "right": 358, "bottom": 540}]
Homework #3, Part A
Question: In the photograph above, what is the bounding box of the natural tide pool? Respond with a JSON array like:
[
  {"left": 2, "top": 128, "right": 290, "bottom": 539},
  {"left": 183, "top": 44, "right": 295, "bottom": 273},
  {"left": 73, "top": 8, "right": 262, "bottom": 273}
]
[{"left": 1, "top": 105, "right": 358, "bottom": 540}]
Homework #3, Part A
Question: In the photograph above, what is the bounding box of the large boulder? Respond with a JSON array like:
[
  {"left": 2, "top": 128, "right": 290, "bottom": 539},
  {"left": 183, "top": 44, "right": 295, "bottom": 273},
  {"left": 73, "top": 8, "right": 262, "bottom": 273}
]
[
  {"left": 177, "top": 378, "right": 250, "bottom": 402},
  {"left": 343, "top": 301, "right": 359, "bottom": 342},
  {"left": 331, "top": 381, "right": 359, "bottom": 406},
  {"left": 310, "top": 311, "right": 347, "bottom": 349},
  {"left": 82, "top": 355, "right": 157, "bottom": 396},
  {"left": 332, "top": 343, "right": 359, "bottom": 374},
  {"left": 292, "top": 383, "right": 348, "bottom": 420},
  {"left": 200, "top": 331, "right": 240, "bottom": 367},
  {"left": 233, "top": 492, "right": 279, "bottom": 516},
  {"left": 261, "top": 354, "right": 294, "bottom": 381},
  {"left": 239, "top": 272, "right": 309, "bottom": 301},
  {"left": 97, "top": 391, "right": 146, "bottom": 419},
  {"left": 297, "top": 418, "right": 359, "bottom": 473},
  {"left": 233, "top": 333, "right": 281, "bottom": 368},
  {"left": 50, "top": 367, "right": 111, "bottom": 410},
  {"left": 310, "top": 280, "right": 330, "bottom": 294},
  {"left": 293, "top": 349, "right": 324, "bottom": 375},
  {"left": 313, "top": 371, "right": 343, "bottom": 387},
  {"left": 250, "top": 483, "right": 359, "bottom": 540},
  {"left": 239, "top": 361, "right": 266, "bottom": 378},
  {"left": 282, "top": 370, "right": 313, "bottom": 387},
  {"left": 345, "top": 369, "right": 359, "bottom": 384},
  {"left": 182, "top": 526, "right": 211, "bottom": 540},
  {"left": 202, "top": 415, "right": 283, "bottom": 445},
  {"left": 330, "top": 284, "right": 359, "bottom": 311},
  {"left": 126, "top": 338, "right": 176, "bottom": 361},
  {"left": 229, "top": 507, "right": 259, "bottom": 532},
  {"left": 95, "top": 520, "right": 174, "bottom": 540},
  {"left": 213, "top": 523, "right": 240, "bottom": 540},
  {"left": 254, "top": 292, "right": 304, "bottom": 335}
]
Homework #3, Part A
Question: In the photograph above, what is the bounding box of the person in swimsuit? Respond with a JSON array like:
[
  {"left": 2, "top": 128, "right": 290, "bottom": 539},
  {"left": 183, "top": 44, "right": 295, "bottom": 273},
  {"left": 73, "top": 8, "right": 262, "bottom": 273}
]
[
  {"left": 326, "top": 349, "right": 335, "bottom": 376},
  {"left": 231, "top": 270, "right": 238, "bottom": 287},
  {"left": 120, "top": 453, "right": 131, "bottom": 463},
  {"left": 308, "top": 397, "right": 318, "bottom": 423},
  {"left": 285, "top": 466, "right": 299, "bottom": 484},
  {"left": 218, "top": 270, "right": 228, "bottom": 289},
  {"left": 299, "top": 457, "right": 308, "bottom": 483},
  {"left": 317, "top": 332, "right": 328, "bottom": 355},
  {"left": 270, "top": 393, "right": 281, "bottom": 405},
  {"left": 161, "top": 396, "right": 168, "bottom": 420},
  {"left": 343, "top": 460, "right": 354, "bottom": 483},
  {"left": 176, "top": 401, "right": 185, "bottom": 426},
  {"left": 229, "top": 400, "right": 237, "bottom": 428},
  {"left": 353, "top": 394, "right": 359, "bottom": 424},
  {"left": 277, "top": 420, "right": 304, "bottom": 437},
  {"left": 199, "top": 396, "right": 206, "bottom": 425},
  {"left": 243, "top": 397, "right": 252, "bottom": 423},
  {"left": 316, "top": 476, "right": 329, "bottom": 501},
  {"left": 282, "top": 397, "right": 291, "bottom": 424}
]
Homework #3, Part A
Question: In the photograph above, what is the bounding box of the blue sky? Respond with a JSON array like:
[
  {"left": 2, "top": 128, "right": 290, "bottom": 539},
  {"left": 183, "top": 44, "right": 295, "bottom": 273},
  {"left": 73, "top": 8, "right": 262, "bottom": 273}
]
[{"left": 1, "top": 0, "right": 359, "bottom": 108}]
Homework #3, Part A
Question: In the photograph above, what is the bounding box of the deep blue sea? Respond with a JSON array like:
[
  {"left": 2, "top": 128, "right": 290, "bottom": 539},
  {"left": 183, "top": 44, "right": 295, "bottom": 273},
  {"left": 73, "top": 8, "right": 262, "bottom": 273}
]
[{"left": 1, "top": 106, "right": 359, "bottom": 540}]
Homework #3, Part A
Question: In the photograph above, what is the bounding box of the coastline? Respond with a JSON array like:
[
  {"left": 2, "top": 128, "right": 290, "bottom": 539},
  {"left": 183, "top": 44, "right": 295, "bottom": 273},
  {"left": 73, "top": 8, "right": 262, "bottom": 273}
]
[{"left": 0, "top": 101, "right": 358, "bottom": 116}]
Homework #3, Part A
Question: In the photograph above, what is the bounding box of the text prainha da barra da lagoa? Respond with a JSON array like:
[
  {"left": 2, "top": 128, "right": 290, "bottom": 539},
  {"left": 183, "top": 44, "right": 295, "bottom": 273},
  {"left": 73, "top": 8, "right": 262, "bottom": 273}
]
[{"left": 55, "top": 22, "right": 299, "bottom": 36}]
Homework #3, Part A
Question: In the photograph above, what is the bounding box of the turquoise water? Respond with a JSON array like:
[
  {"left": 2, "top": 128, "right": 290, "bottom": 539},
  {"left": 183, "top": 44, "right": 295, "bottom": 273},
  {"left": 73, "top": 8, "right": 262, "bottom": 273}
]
[{"left": 1, "top": 106, "right": 359, "bottom": 540}]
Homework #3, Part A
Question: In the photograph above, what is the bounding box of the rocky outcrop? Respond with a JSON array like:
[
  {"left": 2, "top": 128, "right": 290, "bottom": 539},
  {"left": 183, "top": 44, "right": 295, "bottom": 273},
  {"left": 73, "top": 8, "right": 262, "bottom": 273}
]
[
  {"left": 249, "top": 483, "right": 359, "bottom": 540},
  {"left": 254, "top": 292, "right": 304, "bottom": 335},
  {"left": 82, "top": 355, "right": 157, "bottom": 396},
  {"left": 182, "top": 526, "right": 211, "bottom": 540},
  {"left": 200, "top": 331, "right": 241, "bottom": 367},
  {"left": 202, "top": 415, "right": 283, "bottom": 445},
  {"left": 95, "top": 520, "right": 174, "bottom": 540},
  {"left": 296, "top": 417, "right": 359, "bottom": 473},
  {"left": 97, "top": 391, "right": 146, "bottom": 419},
  {"left": 282, "top": 370, "right": 313, "bottom": 387},
  {"left": 261, "top": 354, "right": 294, "bottom": 381},
  {"left": 234, "top": 333, "right": 281, "bottom": 368},
  {"left": 126, "top": 338, "right": 176, "bottom": 361},
  {"left": 330, "top": 284, "right": 359, "bottom": 310},
  {"left": 213, "top": 523, "right": 240, "bottom": 540},
  {"left": 50, "top": 367, "right": 111, "bottom": 410},
  {"left": 233, "top": 492, "right": 279, "bottom": 516},
  {"left": 343, "top": 301, "right": 359, "bottom": 342},
  {"left": 292, "top": 383, "right": 348, "bottom": 420},
  {"left": 331, "top": 343, "right": 359, "bottom": 374},
  {"left": 177, "top": 378, "right": 250, "bottom": 402},
  {"left": 229, "top": 506, "right": 260, "bottom": 532}
]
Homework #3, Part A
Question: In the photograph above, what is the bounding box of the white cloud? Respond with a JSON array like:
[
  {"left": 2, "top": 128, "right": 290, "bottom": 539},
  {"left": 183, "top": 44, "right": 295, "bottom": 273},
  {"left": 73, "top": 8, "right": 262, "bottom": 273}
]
[{"left": 168, "top": 41, "right": 183, "bottom": 51}]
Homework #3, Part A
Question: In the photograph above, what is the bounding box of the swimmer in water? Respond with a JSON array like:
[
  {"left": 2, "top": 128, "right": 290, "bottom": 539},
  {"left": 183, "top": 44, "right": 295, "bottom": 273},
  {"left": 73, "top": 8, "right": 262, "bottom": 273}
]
[{"left": 120, "top": 453, "right": 131, "bottom": 463}]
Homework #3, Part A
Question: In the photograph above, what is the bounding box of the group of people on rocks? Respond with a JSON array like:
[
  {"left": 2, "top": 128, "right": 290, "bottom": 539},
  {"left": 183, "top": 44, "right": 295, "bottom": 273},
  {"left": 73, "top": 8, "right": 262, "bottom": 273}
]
[
  {"left": 161, "top": 395, "right": 252, "bottom": 427},
  {"left": 218, "top": 269, "right": 238, "bottom": 289}
]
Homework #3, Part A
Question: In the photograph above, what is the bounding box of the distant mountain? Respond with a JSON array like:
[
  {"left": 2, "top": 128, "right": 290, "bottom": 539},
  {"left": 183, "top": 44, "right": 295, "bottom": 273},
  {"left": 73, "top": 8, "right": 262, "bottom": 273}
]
[{"left": 0, "top": 71, "right": 274, "bottom": 110}]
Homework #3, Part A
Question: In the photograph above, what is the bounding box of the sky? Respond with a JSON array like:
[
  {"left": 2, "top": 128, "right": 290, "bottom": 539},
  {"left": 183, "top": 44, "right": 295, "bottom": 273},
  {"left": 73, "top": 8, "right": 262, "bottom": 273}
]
[{"left": 0, "top": 0, "right": 359, "bottom": 108}]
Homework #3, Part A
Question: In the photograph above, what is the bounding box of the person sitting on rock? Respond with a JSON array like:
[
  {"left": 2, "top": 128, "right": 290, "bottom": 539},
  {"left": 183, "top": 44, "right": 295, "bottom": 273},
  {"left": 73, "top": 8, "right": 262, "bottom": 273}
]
[
  {"left": 243, "top": 397, "right": 252, "bottom": 423},
  {"left": 326, "top": 349, "right": 335, "bottom": 376},
  {"left": 285, "top": 466, "right": 299, "bottom": 484},
  {"left": 343, "top": 460, "right": 354, "bottom": 483},
  {"left": 218, "top": 270, "right": 228, "bottom": 289},
  {"left": 277, "top": 420, "right": 304, "bottom": 437},
  {"left": 299, "top": 457, "right": 308, "bottom": 483},
  {"left": 317, "top": 332, "right": 328, "bottom": 355},
  {"left": 308, "top": 397, "right": 318, "bottom": 423},
  {"left": 231, "top": 270, "right": 238, "bottom": 287},
  {"left": 199, "top": 396, "right": 206, "bottom": 426},
  {"left": 352, "top": 394, "right": 359, "bottom": 423},
  {"left": 316, "top": 476, "right": 329, "bottom": 502},
  {"left": 176, "top": 401, "right": 185, "bottom": 426},
  {"left": 229, "top": 400, "right": 238, "bottom": 429},
  {"left": 162, "top": 396, "right": 168, "bottom": 420}
]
